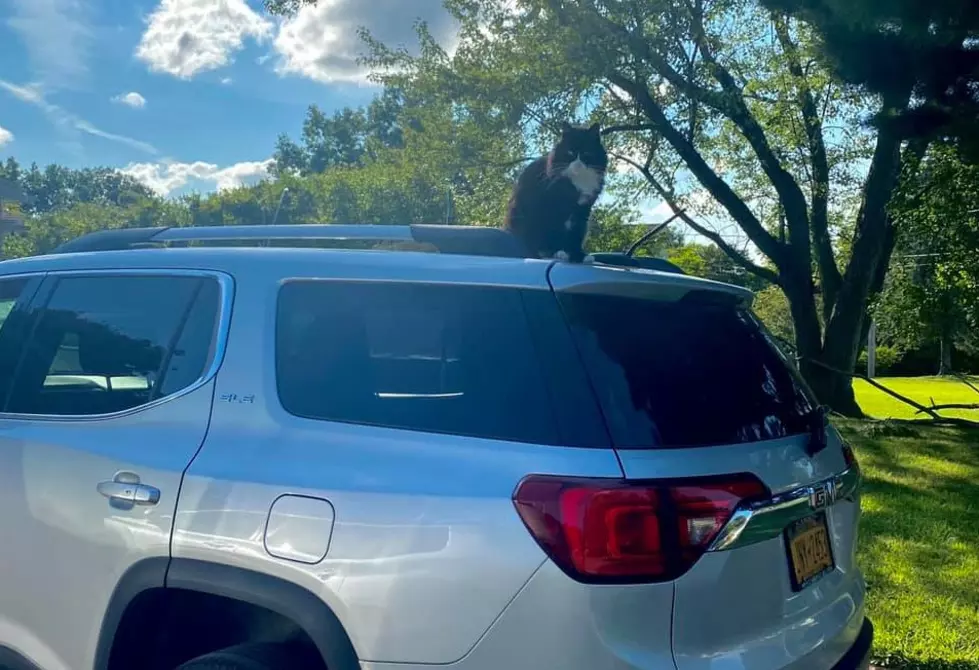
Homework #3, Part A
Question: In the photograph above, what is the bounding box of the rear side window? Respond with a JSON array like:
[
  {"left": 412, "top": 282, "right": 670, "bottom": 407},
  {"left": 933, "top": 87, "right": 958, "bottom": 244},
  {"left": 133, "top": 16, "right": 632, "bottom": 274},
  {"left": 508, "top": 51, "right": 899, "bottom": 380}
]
[
  {"left": 557, "top": 291, "right": 817, "bottom": 448},
  {"left": 276, "top": 281, "right": 559, "bottom": 445},
  {"left": 6, "top": 275, "right": 219, "bottom": 416},
  {"left": 0, "top": 277, "right": 36, "bottom": 410}
]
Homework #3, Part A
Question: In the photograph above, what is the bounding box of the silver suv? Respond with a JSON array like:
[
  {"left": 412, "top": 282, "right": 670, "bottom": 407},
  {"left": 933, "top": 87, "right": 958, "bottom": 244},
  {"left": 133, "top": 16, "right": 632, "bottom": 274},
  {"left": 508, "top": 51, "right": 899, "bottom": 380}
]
[{"left": 0, "top": 224, "right": 871, "bottom": 670}]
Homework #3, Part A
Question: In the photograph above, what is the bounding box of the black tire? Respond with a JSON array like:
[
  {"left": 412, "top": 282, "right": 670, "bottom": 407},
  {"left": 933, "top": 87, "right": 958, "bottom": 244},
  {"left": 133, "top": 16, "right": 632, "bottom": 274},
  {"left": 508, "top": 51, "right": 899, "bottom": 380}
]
[{"left": 176, "top": 642, "right": 323, "bottom": 670}]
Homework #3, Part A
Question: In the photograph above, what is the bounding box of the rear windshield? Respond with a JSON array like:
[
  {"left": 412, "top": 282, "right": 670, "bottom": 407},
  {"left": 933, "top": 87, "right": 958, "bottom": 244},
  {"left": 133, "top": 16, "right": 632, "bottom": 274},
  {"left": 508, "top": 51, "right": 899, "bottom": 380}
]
[
  {"left": 276, "top": 280, "right": 559, "bottom": 445},
  {"left": 557, "top": 291, "right": 817, "bottom": 448}
]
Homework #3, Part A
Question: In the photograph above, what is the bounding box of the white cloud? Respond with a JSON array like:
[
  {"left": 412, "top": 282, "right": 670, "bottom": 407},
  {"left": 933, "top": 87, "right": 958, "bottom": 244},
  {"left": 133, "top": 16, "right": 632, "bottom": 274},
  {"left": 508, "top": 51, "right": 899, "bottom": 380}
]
[
  {"left": 74, "top": 120, "right": 157, "bottom": 154},
  {"left": 0, "top": 79, "right": 157, "bottom": 155},
  {"left": 273, "top": 0, "right": 458, "bottom": 84},
  {"left": 136, "top": 0, "right": 273, "bottom": 79},
  {"left": 112, "top": 92, "right": 147, "bottom": 109},
  {"left": 0, "top": 126, "right": 13, "bottom": 148},
  {"left": 122, "top": 159, "right": 274, "bottom": 196},
  {"left": 220, "top": 77, "right": 233, "bottom": 85},
  {"left": 6, "top": 0, "right": 91, "bottom": 89}
]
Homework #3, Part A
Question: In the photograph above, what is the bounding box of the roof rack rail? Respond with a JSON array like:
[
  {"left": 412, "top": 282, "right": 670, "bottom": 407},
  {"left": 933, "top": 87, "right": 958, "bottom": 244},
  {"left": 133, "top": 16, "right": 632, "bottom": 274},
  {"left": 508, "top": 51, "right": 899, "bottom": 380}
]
[
  {"left": 50, "top": 224, "right": 532, "bottom": 259},
  {"left": 45, "top": 223, "right": 686, "bottom": 275}
]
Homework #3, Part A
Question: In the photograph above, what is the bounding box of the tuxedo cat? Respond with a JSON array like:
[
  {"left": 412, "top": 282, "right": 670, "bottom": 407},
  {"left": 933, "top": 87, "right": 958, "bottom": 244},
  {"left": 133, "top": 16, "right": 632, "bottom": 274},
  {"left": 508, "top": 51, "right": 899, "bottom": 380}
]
[{"left": 504, "top": 122, "right": 608, "bottom": 262}]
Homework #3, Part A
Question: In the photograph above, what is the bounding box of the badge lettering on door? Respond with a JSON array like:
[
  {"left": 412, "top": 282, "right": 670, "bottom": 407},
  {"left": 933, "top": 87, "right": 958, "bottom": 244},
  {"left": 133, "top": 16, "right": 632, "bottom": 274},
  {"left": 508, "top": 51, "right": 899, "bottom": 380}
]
[{"left": 219, "top": 393, "right": 256, "bottom": 404}]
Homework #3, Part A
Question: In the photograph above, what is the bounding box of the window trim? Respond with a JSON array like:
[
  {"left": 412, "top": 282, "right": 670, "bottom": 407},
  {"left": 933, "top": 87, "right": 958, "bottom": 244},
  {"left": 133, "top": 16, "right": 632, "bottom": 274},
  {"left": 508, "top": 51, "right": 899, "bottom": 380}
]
[{"left": 0, "top": 268, "right": 234, "bottom": 422}]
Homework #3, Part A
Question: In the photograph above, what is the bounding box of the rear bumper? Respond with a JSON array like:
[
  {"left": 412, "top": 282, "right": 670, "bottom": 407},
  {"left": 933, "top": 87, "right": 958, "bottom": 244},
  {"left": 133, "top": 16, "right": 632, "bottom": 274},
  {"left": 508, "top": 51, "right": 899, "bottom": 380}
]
[{"left": 833, "top": 618, "right": 873, "bottom": 670}]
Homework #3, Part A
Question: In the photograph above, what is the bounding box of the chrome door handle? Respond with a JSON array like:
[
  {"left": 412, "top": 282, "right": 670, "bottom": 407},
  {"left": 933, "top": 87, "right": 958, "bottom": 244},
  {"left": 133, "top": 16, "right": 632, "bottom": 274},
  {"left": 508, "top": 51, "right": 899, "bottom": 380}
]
[{"left": 97, "top": 471, "right": 160, "bottom": 506}]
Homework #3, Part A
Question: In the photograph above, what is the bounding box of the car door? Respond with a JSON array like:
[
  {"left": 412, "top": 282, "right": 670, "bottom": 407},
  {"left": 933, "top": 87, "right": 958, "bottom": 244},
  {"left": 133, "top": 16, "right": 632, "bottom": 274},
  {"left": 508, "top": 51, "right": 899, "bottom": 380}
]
[{"left": 0, "top": 268, "right": 231, "bottom": 670}]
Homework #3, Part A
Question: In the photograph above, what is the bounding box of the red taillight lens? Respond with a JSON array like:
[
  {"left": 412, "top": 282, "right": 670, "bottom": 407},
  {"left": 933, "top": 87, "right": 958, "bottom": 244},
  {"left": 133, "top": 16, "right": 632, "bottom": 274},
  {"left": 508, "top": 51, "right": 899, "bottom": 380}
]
[
  {"left": 513, "top": 475, "right": 768, "bottom": 584},
  {"left": 842, "top": 443, "right": 859, "bottom": 472}
]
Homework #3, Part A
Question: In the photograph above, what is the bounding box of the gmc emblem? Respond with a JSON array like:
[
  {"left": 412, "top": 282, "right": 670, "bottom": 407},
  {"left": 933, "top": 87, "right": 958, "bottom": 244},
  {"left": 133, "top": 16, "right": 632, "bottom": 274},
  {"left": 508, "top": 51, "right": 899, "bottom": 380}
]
[{"left": 809, "top": 480, "right": 838, "bottom": 510}]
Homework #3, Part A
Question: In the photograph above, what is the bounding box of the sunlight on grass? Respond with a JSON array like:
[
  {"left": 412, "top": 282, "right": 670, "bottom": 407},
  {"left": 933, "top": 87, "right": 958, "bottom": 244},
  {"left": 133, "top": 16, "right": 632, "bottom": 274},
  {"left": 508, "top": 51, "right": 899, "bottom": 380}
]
[
  {"left": 854, "top": 376, "right": 979, "bottom": 421},
  {"left": 837, "top": 420, "right": 979, "bottom": 668}
]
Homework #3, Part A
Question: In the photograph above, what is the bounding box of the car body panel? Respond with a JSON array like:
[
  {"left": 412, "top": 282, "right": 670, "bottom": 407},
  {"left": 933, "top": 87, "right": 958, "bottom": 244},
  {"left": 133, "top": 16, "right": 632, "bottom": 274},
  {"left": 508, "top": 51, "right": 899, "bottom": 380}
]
[
  {"left": 170, "top": 262, "right": 626, "bottom": 664},
  {"left": 0, "top": 246, "right": 868, "bottom": 670},
  {"left": 617, "top": 431, "right": 864, "bottom": 670},
  {"left": 0, "top": 267, "right": 231, "bottom": 670}
]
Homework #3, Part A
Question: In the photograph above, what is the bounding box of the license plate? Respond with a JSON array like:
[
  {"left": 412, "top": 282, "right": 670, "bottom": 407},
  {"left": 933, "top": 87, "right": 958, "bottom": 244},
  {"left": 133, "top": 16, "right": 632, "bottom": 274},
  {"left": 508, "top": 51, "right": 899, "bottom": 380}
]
[{"left": 785, "top": 512, "right": 834, "bottom": 591}]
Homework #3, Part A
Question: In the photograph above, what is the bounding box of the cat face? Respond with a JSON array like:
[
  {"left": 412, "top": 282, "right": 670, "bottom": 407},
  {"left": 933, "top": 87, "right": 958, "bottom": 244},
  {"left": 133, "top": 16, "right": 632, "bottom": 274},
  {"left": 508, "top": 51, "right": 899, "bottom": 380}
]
[
  {"left": 551, "top": 123, "right": 608, "bottom": 169},
  {"left": 549, "top": 122, "right": 608, "bottom": 202}
]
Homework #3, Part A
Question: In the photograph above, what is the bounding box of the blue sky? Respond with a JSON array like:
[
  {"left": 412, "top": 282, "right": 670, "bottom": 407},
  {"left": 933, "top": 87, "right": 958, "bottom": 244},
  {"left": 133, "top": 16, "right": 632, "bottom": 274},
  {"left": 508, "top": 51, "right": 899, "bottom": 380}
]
[{"left": 0, "top": 0, "right": 456, "bottom": 196}]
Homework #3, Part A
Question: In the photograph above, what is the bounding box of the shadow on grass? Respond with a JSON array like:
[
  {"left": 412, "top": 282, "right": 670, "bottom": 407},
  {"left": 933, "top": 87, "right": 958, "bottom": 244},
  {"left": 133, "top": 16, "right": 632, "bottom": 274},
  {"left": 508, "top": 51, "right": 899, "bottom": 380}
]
[
  {"left": 859, "top": 477, "right": 979, "bottom": 610},
  {"left": 836, "top": 420, "right": 979, "bottom": 668}
]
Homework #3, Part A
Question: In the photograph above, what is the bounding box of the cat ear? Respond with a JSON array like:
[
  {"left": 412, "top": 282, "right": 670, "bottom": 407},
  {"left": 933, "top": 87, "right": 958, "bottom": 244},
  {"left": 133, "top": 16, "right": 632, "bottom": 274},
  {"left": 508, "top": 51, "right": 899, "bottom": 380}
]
[
  {"left": 560, "top": 121, "right": 573, "bottom": 134},
  {"left": 588, "top": 122, "right": 601, "bottom": 134}
]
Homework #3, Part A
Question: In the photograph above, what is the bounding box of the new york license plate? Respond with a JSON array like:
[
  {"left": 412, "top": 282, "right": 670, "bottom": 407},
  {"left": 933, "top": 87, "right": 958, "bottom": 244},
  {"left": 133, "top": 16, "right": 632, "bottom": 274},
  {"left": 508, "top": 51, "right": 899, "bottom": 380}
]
[{"left": 786, "top": 512, "right": 835, "bottom": 591}]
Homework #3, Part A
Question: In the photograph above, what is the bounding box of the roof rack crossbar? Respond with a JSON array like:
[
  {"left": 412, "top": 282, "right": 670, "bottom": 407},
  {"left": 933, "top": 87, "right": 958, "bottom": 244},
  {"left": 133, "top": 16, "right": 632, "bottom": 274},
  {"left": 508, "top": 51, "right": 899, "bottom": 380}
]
[{"left": 50, "top": 224, "right": 531, "bottom": 258}]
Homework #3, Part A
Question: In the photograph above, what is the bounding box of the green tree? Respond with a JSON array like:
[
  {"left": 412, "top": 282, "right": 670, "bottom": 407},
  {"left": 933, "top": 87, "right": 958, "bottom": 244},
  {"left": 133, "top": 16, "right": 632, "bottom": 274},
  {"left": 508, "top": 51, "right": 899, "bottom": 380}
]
[
  {"left": 873, "top": 144, "right": 979, "bottom": 374},
  {"left": 0, "top": 158, "right": 155, "bottom": 214},
  {"left": 586, "top": 205, "right": 686, "bottom": 257},
  {"left": 760, "top": 0, "right": 979, "bottom": 155},
  {"left": 272, "top": 88, "right": 409, "bottom": 176},
  {"left": 668, "top": 242, "right": 771, "bottom": 290}
]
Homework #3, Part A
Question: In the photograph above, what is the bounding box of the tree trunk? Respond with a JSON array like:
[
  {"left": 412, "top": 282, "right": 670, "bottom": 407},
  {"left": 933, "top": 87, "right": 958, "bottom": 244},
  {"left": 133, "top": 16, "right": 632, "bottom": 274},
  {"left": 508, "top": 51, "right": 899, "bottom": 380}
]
[
  {"left": 804, "top": 357, "right": 863, "bottom": 417},
  {"left": 780, "top": 268, "right": 863, "bottom": 416}
]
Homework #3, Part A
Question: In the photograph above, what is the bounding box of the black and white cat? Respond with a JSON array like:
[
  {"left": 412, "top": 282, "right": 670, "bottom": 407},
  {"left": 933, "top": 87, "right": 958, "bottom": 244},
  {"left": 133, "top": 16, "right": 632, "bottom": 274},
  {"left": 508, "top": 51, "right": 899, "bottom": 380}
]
[{"left": 504, "top": 122, "right": 608, "bottom": 262}]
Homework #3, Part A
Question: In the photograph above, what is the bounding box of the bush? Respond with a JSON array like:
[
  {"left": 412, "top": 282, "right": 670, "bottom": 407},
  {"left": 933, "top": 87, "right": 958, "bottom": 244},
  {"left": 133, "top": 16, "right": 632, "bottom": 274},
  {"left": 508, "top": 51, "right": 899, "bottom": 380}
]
[{"left": 856, "top": 344, "right": 901, "bottom": 376}]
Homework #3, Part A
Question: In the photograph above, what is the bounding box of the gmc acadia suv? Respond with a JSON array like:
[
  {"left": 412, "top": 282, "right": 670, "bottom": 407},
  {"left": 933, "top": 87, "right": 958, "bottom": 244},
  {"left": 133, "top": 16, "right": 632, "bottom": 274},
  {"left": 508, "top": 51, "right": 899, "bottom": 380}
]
[{"left": 0, "top": 224, "right": 872, "bottom": 670}]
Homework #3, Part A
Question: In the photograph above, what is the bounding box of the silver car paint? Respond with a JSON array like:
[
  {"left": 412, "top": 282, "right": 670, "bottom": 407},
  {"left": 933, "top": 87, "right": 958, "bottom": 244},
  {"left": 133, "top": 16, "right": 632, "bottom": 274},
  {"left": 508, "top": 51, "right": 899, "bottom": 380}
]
[
  {"left": 0, "top": 247, "right": 867, "bottom": 670},
  {"left": 618, "top": 432, "right": 864, "bottom": 670},
  {"left": 0, "top": 267, "right": 233, "bottom": 670},
  {"left": 170, "top": 255, "right": 626, "bottom": 665}
]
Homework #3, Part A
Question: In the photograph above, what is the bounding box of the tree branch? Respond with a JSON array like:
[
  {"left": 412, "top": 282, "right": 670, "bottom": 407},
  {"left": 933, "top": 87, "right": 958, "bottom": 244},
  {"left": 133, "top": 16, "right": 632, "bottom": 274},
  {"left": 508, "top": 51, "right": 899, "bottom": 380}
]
[
  {"left": 607, "top": 71, "right": 786, "bottom": 267},
  {"left": 681, "top": 3, "right": 812, "bottom": 265},
  {"left": 601, "top": 123, "right": 657, "bottom": 135},
  {"left": 804, "top": 357, "right": 945, "bottom": 421},
  {"left": 773, "top": 15, "right": 840, "bottom": 315},
  {"left": 914, "top": 404, "right": 979, "bottom": 415},
  {"left": 612, "top": 150, "right": 779, "bottom": 285}
]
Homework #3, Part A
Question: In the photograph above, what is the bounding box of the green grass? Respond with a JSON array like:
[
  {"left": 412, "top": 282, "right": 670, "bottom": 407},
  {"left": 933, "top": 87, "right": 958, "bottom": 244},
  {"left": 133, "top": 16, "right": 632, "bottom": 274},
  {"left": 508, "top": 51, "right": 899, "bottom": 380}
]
[
  {"left": 847, "top": 378, "right": 979, "bottom": 667},
  {"left": 837, "top": 418, "right": 979, "bottom": 669},
  {"left": 855, "top": 376, "right": 979, "bottom": 421}
]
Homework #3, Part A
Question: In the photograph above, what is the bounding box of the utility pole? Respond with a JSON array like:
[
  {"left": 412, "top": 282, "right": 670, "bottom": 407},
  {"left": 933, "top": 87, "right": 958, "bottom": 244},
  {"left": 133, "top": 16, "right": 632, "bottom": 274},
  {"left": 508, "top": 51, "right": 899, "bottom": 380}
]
[
  {"left": 867, "top": 319, "right": 877, "bottom": 379},
  {"left": 271, "top": 188, "right": 290, "bottom": 226}
]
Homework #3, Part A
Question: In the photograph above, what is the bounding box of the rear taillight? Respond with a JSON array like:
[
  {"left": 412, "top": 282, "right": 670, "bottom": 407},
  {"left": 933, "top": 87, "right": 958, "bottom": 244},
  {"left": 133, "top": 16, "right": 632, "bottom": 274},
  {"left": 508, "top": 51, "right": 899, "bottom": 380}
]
[
  {"left": 513, "top": 474, "right": 769, "bottom": 584},
  {"left": 842, "top": 443, "right": 859, "bottom": 473}
]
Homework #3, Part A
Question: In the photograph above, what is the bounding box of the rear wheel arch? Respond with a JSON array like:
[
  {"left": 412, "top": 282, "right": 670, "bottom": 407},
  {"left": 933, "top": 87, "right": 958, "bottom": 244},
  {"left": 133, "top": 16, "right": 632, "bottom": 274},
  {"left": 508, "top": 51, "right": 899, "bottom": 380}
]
[{"left": 96, "top": 558, "right": 359, "bottom": 670}]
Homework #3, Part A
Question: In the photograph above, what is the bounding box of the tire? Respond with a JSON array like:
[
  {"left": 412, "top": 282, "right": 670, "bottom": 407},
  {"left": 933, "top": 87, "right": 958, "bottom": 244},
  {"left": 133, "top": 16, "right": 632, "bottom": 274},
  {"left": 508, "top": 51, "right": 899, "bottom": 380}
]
[{"left": 176, "top": 642, "right": 323, "bottom": 670}]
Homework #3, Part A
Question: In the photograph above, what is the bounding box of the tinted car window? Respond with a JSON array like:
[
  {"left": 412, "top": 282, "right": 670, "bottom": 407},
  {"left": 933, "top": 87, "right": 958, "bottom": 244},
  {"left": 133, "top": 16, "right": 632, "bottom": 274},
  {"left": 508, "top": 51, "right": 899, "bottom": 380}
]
[
  {"left": 6, "top": 275, "right": 219, "bottom": 416},
  {"left": 0, "top": 277, "right": 34, "bottom": 410},
  {"left": 557, "top": 291, "right": 817, "bottom": 448},
  {"left": 276, "top": 281, "right": 559, "bottom": 445},
  {"left": 0, "top": 278, "right": 28, "bottom": 332}
]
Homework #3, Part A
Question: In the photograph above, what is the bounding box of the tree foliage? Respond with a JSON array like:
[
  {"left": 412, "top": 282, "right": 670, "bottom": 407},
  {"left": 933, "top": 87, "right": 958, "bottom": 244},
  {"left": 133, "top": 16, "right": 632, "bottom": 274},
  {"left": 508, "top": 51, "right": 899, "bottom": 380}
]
[
  {"left": 761, "top": 0, "right": 979, "bottom": 156},
  {"left": 873, "top": 144, "right": 979, "bottom": 373},
  {"left": 272, "top": 88, "right": 408, "bottom": 175}
]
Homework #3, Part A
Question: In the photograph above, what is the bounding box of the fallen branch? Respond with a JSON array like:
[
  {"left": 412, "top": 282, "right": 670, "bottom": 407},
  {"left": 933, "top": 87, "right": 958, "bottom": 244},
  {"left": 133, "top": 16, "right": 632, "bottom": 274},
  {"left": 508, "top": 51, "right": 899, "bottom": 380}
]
[
  {"left": 803, "top": 358, "right": 979, "bottom": 427},
  {"left": 914, "top": 403, "right": 979, "bottom": 415},
  {"left": 953, "top": 373, "right": 979, "bottom": 398}
]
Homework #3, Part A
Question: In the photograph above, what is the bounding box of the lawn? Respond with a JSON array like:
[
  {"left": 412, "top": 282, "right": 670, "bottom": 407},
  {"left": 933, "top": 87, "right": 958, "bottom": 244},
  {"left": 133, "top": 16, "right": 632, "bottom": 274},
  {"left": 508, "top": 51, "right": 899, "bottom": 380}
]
[
  {"left": 855, "top": 376, "right": 979, "bottom": 421},
  {"left": 841, "top": 377, "right": 979, "bottom": 668}
]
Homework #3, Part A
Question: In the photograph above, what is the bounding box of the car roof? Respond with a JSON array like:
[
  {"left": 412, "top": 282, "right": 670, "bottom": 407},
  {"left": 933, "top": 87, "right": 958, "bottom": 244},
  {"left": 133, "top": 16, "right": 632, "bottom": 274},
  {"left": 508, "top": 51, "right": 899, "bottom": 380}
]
[{"left": 0, "top": 246, "right": 753, "bottom": 300}]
